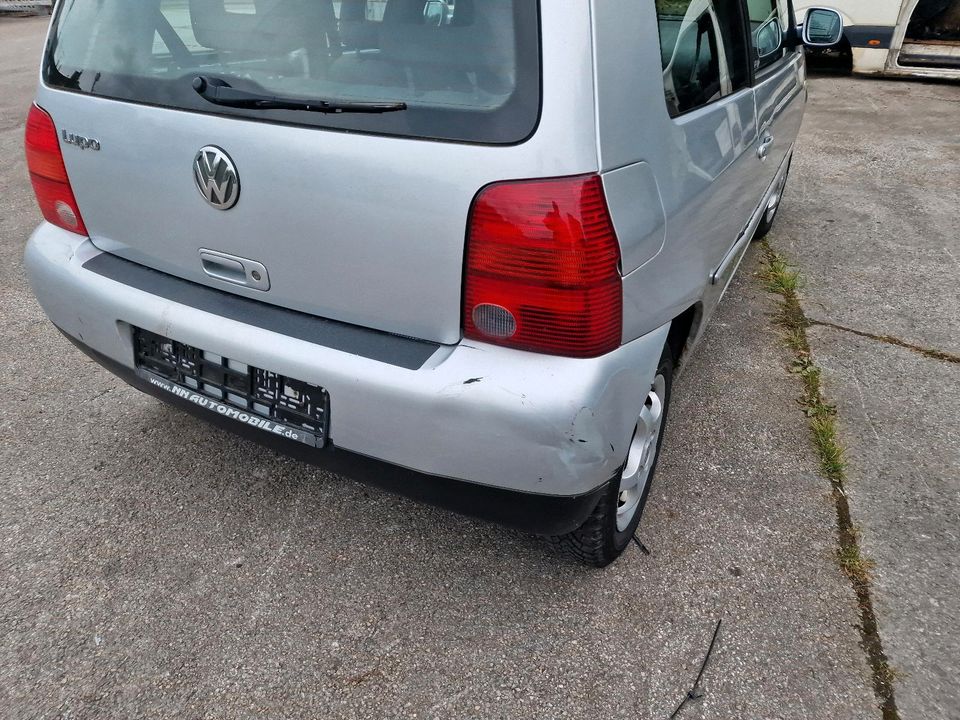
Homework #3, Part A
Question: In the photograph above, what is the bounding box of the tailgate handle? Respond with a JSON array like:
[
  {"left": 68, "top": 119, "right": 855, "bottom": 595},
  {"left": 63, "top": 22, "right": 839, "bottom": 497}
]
[{"left": 199, "top": 249, "right": 270, "bottom": 291}]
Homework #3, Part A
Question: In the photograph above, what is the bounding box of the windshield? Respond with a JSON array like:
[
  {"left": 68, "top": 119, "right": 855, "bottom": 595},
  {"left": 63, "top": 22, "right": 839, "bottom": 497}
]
[{"left": 45, "top": 0, "right": 541, "bottom": 144}]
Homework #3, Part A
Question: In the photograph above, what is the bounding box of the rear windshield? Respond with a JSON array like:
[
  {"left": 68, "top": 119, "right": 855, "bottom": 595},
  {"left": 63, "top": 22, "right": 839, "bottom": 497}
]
[{"left": 45, "top": 0, "right": 541, "bottom": 144}]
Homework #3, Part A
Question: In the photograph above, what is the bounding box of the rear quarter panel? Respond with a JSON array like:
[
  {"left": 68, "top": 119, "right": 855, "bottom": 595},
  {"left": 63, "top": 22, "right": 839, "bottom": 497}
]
[{"left": 592, "top": 0, "right": 777, "bottom": 343}]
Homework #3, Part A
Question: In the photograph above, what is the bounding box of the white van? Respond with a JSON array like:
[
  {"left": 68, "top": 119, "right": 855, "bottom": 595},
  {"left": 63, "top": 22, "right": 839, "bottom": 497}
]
[{"left": 795, "top": 0, "right": 960, "bottom": 78}]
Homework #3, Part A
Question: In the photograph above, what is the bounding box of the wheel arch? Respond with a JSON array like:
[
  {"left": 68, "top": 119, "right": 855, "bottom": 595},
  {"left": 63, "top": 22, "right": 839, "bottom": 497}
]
[{"left": 666, "top": 302, "right": 703, "bottom": 369}]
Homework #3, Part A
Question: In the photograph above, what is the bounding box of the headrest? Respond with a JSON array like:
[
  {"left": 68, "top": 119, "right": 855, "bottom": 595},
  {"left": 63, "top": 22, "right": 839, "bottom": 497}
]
[
  {"left": 379, "top": 1, "right": 514, "bottom": 70},
  {"left": 189, "top": 0, "right": 335, "bottom": 53}
]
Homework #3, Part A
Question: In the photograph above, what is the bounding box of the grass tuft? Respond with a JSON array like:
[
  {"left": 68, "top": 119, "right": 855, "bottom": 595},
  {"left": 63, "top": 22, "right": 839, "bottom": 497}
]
[
  {"left": 812, "top": 415, "right": 845, "bottom": 480},
  {"left": 837, "top": 530, "right": 875, "bottom": 581},
  {"left": 761, "top": 255, "right": 802, "bottom": 295}
]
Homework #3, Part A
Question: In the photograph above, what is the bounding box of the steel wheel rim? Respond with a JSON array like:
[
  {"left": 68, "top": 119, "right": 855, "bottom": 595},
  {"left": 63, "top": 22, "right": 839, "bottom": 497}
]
[
  {"left": 765, "top": 200, "right": 779, "bottom": 224},
  {"left": 616, "top": 373, "right": 667, "bottom": 532},
  {"left": 765, "top": 172, "right": 788, "bottom": 224}
]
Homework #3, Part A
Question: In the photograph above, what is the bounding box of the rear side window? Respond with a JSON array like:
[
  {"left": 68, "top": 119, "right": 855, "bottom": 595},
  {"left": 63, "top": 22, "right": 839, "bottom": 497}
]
[
  {"left": 45, "top": 0, "right": 541, "bottom": 145},
  {"left": 655, "top": 0, "right": 750, "bottom": 118}
]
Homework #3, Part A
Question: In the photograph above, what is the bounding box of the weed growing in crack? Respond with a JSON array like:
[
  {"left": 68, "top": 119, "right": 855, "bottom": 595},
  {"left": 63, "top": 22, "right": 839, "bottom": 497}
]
[
  {"left": 762, "top": 251, "right": 846, "bottom": 481},
  {"left": 837, "top": 527, "right": 876, "bottom": 580},
  {"left": 759, "top": 239, "right": 899, "bottom": 720},
  {"left": 761, "top": 254, "right": 802, "bottom": 295},
  {"left": 811, "top": 415, "right": 845, "bottom": 480}
]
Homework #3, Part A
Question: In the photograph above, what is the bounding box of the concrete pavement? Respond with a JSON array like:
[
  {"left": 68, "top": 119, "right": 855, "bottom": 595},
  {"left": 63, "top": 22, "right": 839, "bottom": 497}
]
[{"left": 774, "top": 75, "right": 960, "bottom": 720}]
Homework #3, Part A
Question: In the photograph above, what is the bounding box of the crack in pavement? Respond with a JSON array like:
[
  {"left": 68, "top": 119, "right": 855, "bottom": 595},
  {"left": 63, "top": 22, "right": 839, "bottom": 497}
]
[{"left": 808, "top": 318, "right": 960, "bottom": 365}]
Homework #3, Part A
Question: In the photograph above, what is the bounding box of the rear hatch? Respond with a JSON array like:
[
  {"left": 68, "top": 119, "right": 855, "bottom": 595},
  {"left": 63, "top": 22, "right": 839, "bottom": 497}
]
[{"left": 40, "top": 0, "right": 549, "bottom": 345}]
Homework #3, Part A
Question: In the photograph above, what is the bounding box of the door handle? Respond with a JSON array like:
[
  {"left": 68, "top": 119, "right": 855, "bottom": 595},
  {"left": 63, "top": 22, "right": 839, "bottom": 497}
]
[
  {"left": 757, "top": 134, "right": 774, "bottom": 160},
  {"left": 199, "top": 249, "right": 270, "bottom": 291},
  {"left": 200, "top": 251, "right": 246, "bottom": 284}
]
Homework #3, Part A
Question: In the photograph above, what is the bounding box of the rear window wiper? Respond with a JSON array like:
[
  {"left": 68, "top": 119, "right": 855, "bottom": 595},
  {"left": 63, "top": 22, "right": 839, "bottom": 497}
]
[{"left": 192, "top": 76, "right": 407, "bottom": 114}]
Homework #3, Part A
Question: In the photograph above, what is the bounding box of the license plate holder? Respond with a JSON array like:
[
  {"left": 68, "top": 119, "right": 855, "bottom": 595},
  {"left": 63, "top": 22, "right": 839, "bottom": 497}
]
[{"left": 133, "top": 328, "right": 328, "bottom": 448}]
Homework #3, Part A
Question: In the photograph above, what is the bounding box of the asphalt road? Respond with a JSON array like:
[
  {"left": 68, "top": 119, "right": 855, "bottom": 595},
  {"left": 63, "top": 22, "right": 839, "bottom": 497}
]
[{"left": 1, "top": 15, "right": 957, "bottom": 720}]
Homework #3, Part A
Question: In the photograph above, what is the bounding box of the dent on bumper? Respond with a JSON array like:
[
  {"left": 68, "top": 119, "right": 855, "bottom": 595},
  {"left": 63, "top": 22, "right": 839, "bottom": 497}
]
[{"left": 24, "top": 224, "right": 671, "bottom": 497}]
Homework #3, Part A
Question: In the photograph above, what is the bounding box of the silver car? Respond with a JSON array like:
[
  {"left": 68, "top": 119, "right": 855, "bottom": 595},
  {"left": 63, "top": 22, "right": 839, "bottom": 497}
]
[{"left": 24, "top": 0, "right": 842, "bottom": 565}]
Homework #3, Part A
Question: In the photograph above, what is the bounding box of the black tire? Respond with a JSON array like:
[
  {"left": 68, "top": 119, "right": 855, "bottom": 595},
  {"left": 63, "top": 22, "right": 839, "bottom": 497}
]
[
  {"left": 551, "top": 346, "right": 674, "bottom": 567},
  {"left": 752, "top": 157, "right": 792, "bottom": 241}
]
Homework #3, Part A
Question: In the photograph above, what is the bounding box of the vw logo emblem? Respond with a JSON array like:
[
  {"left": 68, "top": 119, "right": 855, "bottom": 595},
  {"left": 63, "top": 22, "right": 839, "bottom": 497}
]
[{"left": 193, "top": 146, "right": 240, "bottom": 210}]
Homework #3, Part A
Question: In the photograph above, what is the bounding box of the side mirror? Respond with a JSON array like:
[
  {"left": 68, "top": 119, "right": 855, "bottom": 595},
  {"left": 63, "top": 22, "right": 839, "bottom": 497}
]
[
  {"left": 802, "top": 8, "right": 844, "bottom": 47},
  {"left": 423, "top": 0, "right": 448, "bottom": 27},
  {"left": 755, "top": 18, "right": 785, "bottom": 60}
]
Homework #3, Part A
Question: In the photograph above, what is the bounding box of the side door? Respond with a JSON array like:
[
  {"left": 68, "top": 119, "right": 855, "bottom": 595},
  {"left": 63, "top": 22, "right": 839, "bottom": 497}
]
[
  {"left": 746, "top": 0, "right": 805, "bottom": 192},
  {"left": 654, "top": 0, "right": 760, "bottom": 289}
]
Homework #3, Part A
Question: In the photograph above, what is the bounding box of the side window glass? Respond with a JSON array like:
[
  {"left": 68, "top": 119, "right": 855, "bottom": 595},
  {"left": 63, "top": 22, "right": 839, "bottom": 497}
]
[
  {"left": 746, "top": 0, "right": 790, "bottom": 72},
  {"left": 656, "top": 0, "right": 750, "bottom": 118}
]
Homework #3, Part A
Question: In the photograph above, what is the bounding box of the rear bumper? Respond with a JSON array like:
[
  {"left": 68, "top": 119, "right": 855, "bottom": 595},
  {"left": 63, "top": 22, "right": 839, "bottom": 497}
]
[
  {"left": 61, "top": 335, "right": 607, "bottom": 535},
  {"left": 24, "top": 224, "right": 670, "bottom": 532}
]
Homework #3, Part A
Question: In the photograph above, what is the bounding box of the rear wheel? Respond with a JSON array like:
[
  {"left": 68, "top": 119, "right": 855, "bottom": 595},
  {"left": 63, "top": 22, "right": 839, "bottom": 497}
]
[
  {"left": 551, "top": 347, "right": 674, "bottom": 567},
  {"left": 752, "top": 158, "right": 792, "bottom": 241}
]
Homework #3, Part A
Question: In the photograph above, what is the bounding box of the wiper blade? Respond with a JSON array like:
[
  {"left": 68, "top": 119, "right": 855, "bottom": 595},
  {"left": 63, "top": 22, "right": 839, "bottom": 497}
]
[{"left": 192, "top": 76, "right": 407, "bottom": 114}]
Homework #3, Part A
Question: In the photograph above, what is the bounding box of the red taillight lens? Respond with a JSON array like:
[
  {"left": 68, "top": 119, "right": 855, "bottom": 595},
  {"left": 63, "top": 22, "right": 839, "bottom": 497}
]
[
  {"left": 463, "top": 174, "right": 623, "bottom": 358},
  {"left": 25, "top": 104, "right": 87, "bottom": 236}
]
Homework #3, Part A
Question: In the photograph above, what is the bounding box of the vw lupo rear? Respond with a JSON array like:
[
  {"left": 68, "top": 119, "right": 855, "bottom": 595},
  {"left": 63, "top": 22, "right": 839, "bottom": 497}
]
[{"left": 24, "top": 0, "right": 843, "bottom": 565}]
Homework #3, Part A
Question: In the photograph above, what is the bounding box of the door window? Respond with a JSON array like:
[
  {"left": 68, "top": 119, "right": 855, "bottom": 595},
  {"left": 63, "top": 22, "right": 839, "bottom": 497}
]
[
  {"left": 745, "top": 0, "right": 791, "bottom": 71},
  {"left": 656, "top": 0, "right": 751, "bottom": 118}
]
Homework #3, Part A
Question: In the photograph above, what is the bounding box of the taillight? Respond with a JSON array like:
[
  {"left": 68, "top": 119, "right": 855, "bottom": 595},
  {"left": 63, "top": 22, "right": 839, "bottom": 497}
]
[
  {"left": 24, "top": 104, "right": 88, "bottom": 236},
  {"left": 463, "top": 174, "right": 623, "bottom": 358}
]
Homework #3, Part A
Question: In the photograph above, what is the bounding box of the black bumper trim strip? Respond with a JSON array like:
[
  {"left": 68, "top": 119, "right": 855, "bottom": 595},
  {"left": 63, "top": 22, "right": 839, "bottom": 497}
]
[
  {"left": 83, "top": 252, "right": 442, "bottom": 371},
  {"left": 845, "top": 26, "right": 896, "bottom": 50}
]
